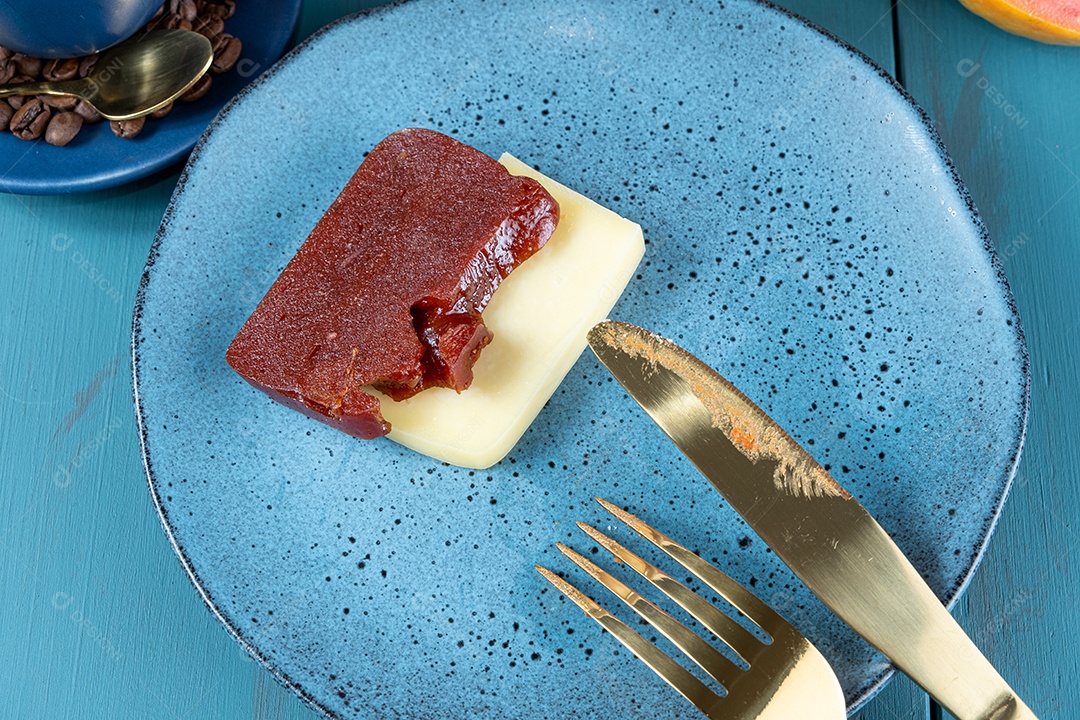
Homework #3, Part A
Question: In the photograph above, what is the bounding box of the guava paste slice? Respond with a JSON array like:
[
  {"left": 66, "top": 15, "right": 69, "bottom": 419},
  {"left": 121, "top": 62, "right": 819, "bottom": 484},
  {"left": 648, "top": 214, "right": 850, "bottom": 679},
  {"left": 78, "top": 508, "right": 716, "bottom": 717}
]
[{"left": 226, "top": 128, "right": 559, "bottom": 439}]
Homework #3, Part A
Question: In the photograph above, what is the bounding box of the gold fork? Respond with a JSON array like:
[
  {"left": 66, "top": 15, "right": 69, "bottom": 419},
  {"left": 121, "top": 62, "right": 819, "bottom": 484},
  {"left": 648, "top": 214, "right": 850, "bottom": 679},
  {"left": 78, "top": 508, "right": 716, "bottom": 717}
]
[{"left": 536, "top": 498, "right": 845, "bottom": 719}]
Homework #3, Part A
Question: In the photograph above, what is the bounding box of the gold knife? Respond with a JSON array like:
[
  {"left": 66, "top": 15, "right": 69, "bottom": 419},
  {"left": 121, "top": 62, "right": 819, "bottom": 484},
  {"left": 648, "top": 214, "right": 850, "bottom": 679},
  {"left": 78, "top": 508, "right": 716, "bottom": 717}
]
[{"left": 587, "top": 320, "right": 1037, "bottom": 720}]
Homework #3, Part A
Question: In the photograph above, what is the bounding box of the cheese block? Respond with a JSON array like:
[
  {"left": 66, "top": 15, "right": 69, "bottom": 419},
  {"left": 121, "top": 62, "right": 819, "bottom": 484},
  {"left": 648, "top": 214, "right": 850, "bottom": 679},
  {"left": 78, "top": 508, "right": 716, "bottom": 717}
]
[{"left": 375, "top": 155, "right": 645, "bottom": 468}]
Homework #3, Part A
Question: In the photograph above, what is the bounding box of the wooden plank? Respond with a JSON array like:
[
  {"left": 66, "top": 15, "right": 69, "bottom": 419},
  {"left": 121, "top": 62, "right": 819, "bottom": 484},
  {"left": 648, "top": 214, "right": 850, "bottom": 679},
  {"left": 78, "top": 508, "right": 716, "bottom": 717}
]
[
  {"left": 895, "top": 1, "right": 1080, "bottom": 718},
  {"left": 0, "top": 176, "right": 286, "bottom": 718}
]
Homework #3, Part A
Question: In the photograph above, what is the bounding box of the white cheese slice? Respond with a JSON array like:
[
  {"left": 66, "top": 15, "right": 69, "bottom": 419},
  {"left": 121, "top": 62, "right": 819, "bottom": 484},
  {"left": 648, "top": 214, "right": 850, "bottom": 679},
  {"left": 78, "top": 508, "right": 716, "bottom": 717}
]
[{"left": 372, "top": 154, "right": 645, "bottom": 469}]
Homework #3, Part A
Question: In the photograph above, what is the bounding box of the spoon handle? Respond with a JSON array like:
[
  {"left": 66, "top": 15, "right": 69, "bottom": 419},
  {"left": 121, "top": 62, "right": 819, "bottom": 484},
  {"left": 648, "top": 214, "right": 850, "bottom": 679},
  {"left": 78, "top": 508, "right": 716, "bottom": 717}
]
[{"left": 0, "top": 80, "right": 85, "bottom": 101}]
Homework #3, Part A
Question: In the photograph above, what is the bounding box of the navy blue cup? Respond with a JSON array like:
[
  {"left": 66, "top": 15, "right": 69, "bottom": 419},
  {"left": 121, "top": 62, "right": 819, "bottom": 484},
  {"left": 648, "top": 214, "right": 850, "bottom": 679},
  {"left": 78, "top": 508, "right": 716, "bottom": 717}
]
[{"left": 0, "top": 0, "right": 163, "bottom": 58}]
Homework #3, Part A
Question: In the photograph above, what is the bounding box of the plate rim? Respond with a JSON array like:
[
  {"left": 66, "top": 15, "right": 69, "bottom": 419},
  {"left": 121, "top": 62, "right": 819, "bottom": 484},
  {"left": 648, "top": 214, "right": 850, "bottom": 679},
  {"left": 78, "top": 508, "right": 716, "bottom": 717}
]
[
  {"left": 131, "top": 1, "right": 1031, "bottom": 717},
  {"left": 0, "top": 0, "right": 303, "bottom": 196}
]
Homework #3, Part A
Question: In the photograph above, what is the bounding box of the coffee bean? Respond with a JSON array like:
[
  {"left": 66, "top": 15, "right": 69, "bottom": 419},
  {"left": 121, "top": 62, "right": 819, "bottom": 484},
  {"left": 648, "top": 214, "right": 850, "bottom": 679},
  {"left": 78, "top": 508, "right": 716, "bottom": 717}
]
[
  {"left": 13, "top": 53, "right": 41, "bottom": 77},
  {"left": 0, "top": 61, "right": 13, "bottom": 85},
  {"left": 78, "top": 53, "right": 100, "bottom": 79},
  {"left": 180, "top": 74, "right": 212, "bottom": 102},
  {"left": 208, "top": 0, "right": 235, "bottom": 19},
  {"left": 45, "top": 111, "right": 83, "bottom": 146},
  {"left": 73, "top": 100, "right": 102, "bottom": 124},
  {"left": 0, "top": 47, "right": 12, "bottom": 64},
  {"left": 196, "top": 15, "right": 225, "bottom": 40},
  {"left": 168, "top": 0, "right": 198, "bottom": 22},
  {"left": 41, "top": 94, "right": 78, "bottom": 111},
  {"left": 150, "top": 101, "right": 173, "bottom": 119},
  {"left": 210, "top": 32, "right": 230, "bottom": 54},
  {"left": 0, "top": 101, "right": 13, "bottom": 132},
  {"left": 110, "top": 116, "right": 145, "bottom": 139},
  {"left": 166, "top": 15, "right": 194, "bottom": 31},
  {"left": 212, "top": 36, "right": 242, "bottom": 74},
  {"left": 10, "top": 98, "right": 51, "bottom": 140},
  {"left": 43, "top": 58, "right": 79, "bottom": 82}
]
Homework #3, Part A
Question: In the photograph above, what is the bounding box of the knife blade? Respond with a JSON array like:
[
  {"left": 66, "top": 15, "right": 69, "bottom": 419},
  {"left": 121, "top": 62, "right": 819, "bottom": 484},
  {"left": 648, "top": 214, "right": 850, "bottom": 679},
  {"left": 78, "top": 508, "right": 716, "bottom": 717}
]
[{"left": 587, "top": 320, "right": 1036, "bottom": 720}]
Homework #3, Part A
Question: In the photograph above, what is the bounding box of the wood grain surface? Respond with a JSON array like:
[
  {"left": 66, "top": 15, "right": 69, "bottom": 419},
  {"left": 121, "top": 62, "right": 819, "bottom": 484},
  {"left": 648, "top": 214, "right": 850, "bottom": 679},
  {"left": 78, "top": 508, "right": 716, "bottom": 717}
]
[{"left": 0, "top": 1, "right": 1073, "bottom": 718}]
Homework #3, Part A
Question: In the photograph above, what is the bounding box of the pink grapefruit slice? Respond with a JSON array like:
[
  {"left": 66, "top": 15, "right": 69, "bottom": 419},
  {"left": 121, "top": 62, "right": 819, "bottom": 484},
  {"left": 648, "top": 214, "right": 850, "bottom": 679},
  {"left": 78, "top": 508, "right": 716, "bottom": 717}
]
[{"left": 960, "top": 0, "right": 1080, "bottom": 44}]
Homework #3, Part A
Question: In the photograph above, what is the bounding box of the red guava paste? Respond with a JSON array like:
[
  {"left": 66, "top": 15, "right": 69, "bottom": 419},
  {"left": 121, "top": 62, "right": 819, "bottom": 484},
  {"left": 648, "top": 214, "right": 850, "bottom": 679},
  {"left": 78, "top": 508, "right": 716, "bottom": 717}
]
[{"left": 226, "top": 128, "right": 559, "bottom": 439}]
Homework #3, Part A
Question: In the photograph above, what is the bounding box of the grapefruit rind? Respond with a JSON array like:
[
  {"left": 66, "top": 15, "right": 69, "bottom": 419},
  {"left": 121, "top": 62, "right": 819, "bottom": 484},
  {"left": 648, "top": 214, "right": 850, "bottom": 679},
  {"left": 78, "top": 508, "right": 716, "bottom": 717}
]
[{"left": 960, "top": 0, "right": 1080, "bottom": 45}]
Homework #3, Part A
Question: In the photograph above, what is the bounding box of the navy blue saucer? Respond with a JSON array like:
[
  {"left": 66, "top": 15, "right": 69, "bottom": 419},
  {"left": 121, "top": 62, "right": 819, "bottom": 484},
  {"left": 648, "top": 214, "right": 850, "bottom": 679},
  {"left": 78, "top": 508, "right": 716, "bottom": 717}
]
[{"left": 0, "top": 0, "right": 301, "bottom": 195}]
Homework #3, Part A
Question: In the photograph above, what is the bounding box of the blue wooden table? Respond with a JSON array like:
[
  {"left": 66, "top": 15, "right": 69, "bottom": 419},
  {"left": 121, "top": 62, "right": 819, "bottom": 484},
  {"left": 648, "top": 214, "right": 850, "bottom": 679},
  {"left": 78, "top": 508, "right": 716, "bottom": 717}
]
[{"left": 1, "top": 1, "right": 1075, "bottom": 717}]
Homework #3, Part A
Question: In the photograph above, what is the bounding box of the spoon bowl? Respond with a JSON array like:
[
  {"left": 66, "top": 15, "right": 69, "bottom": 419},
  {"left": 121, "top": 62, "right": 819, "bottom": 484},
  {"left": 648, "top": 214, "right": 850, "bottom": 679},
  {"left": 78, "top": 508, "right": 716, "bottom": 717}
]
[{"left": 0, "top": 29, "right": 213, "bottom": 121}]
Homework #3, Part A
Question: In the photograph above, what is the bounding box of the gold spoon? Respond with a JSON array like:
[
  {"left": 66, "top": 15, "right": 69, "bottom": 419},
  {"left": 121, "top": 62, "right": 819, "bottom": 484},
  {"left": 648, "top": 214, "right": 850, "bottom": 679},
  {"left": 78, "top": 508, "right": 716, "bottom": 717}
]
[{"left": 0, "top": 29, "right": 213, "bottom": 121}]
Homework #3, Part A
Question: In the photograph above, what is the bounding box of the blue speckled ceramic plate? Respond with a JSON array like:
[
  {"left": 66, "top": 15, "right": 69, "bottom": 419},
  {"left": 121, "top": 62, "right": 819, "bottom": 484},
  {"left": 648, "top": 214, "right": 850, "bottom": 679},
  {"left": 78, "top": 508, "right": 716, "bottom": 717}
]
[
  {"left": 132, "top": 1, "right": 1029, "bottom": 717},
  {"left": 0, "top": 0, "right": 301, "bottom": 195}
]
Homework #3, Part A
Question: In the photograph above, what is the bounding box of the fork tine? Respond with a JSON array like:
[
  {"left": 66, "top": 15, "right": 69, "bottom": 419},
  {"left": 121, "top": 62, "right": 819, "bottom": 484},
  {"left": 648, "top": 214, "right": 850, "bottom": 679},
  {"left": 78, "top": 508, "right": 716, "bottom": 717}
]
[
  {"left": 535, "top": 565, "right": 726, "bottom": 719},
  {"left": 555, "top": 543, "right": 744, "bottom": 690},
  {"left": 595, "top": 497, "right": 788, "bottom": 637},
  {"left": 576, "top": 520, "right": 760, "bottom": 666}
]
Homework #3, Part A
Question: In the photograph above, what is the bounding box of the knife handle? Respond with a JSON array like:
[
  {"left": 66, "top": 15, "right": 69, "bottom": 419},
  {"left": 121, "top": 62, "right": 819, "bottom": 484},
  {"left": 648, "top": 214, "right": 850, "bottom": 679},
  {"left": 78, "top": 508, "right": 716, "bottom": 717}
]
[
  {"left": 818, "top": 521, "right": 1039, "bottom": 720},
  {"left": 810, "top": 519, "right": 1039, "bottom": 720}
]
